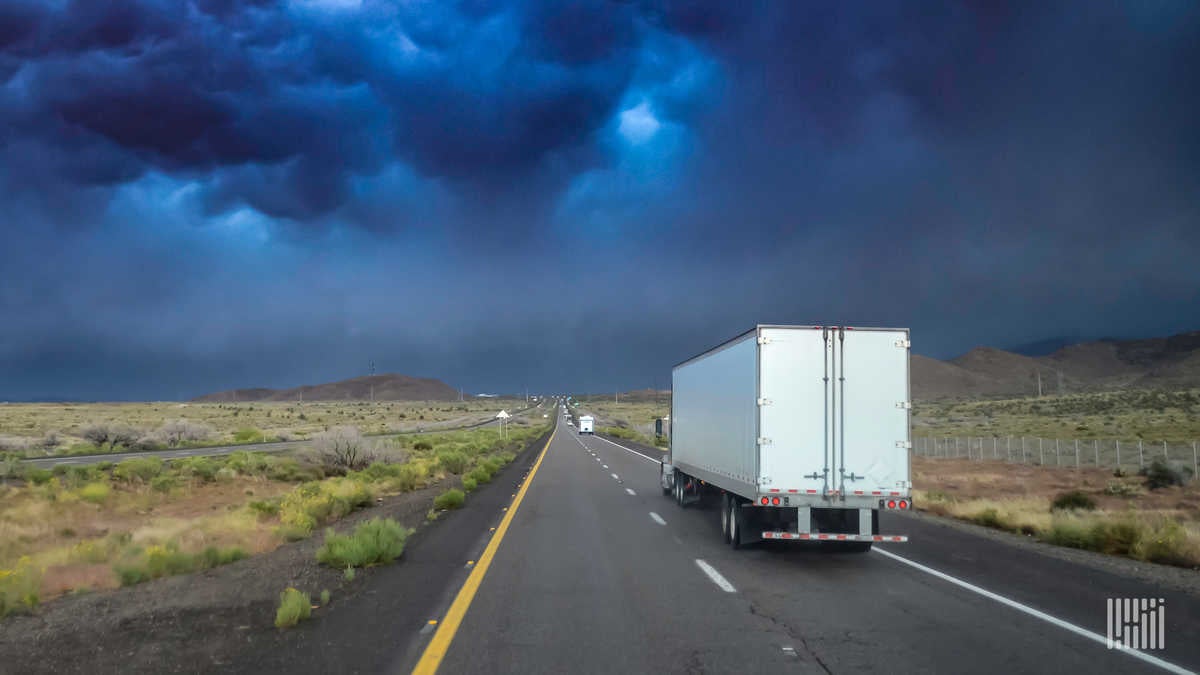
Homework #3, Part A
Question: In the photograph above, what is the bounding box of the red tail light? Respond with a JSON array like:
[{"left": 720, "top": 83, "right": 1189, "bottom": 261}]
[
  {"left": 887, "top": 500, "right": 896, "bottom": 509},
  {"left": 760, "top": 497, "right": 769, "bottom": 505},
  {"left": 771, "top": 497, "right": 781, "bottom": 506},
  {"left": 899, "top": 500, "right": 908, "bottom": 509}
]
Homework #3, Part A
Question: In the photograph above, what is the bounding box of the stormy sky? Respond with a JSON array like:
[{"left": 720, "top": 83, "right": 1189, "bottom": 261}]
[{"left": 1, "top": 1, "right": 1198, "bottom": 400}]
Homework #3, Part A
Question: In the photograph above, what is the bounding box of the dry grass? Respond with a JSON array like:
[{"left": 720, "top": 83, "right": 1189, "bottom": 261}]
[
  {"left": 0, "top": 423, "right": 548, "bottom": 606},
  {"left": 914, "top": 456, "right": 1200, "bottom": 567},
  {"left": 0, "top": 398, "right": 532, "bottom": 456},
  {"left": 914, "top": 390, "right": 1200, "bottom": 442}
]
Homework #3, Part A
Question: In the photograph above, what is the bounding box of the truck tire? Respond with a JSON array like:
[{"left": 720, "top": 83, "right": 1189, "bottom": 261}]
[
  {"left": 728, "top": 499, "right": 742, "bottom": 549},
  {"left": 673, "top": 476, "right": 683, "bottom": 507},
  {"left": 720, "top": 494, "right": 731, "bottom": 543}
]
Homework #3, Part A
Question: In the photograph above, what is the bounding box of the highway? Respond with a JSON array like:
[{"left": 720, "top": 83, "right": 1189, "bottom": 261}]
[{"left": 403, "top": 415, "right": 1199, "bottom": 674}]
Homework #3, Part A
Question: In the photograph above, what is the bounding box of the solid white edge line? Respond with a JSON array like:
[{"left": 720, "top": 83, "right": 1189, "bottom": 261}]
[
  {"left": 591, "top": 434, "right": 662, "bottom": 464},
  {"left": 611, "top": 473, "right": 619, "bottom": 480},
  {"left": 872, "top": 548, "right": 1193, "bottom": 675},
  {"left": 695, "top": 559, "right": 737, "bottom": 593},
  {"left": 650, "top": 512, "right": 666, "bottom": 526},
  {"left": 625, "top": 488, "right": 636, "bottom": 496}
]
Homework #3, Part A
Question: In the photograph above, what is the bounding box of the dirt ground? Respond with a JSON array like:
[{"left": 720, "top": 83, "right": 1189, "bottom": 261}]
[
  {"left": 0, "top": 429, "right": 545, "bottom": 675},
  {"left": 912, "top": 456, "right": 1200, "bottom": 515}
]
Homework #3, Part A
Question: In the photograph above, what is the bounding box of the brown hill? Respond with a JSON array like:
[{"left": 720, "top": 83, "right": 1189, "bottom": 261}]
[
  {"left": 912, "top": 330, "right": 1200, "bottom": 400},
  {"left": 193, "top": 374, "right": 459, "bottom": 402}
]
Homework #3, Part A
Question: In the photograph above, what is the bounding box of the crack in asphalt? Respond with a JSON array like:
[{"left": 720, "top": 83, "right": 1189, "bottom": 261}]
[{"left": 748, "top": 601, "right": 833, "bottom": 674}]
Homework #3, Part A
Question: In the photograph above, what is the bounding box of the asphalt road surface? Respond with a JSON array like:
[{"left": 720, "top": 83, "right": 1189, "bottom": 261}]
[{"left": 403, "top": 416, "right": 1198, "bottom": 675}]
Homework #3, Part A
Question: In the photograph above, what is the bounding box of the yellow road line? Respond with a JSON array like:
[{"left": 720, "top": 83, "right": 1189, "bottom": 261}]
[{"left": 411, "top": 426, "right": 558, "bottom": 675}]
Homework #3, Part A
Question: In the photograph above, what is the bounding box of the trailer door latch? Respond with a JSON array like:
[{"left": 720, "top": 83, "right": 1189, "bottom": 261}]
[
  {"left": 894, "top": 339, "right": 911, "bottom": 348},
  {"left": 895, "top": 401, "right": 911, "bottom": 409},
  {"left": 757, "top": 398, "right": 773, "bottom": 406},
  {"left": 757, "top": 437, "right": 773, "bottom": 446},
  {"left": 895, "top": 440, "right": 912, "bottom": 449},
  {"left": 757, "top": 336, "right": 772, "bottom": 345}
]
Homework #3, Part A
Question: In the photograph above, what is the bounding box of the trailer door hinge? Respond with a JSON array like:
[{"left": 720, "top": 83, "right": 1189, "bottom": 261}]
[
  {"left": 757, "top": 437, "right": 773, "bottom": 446},
  {"left": 895, "top": 401, "right": 911, "bottom": 409},
  {"left": 757, "top": 336, "right": 771, "bottom": 345},
  {"left": 757, "top": 398, "right": 773, "bottom": 406},
  {"left": 895, "top": 440, "right": 912, "bottom": 449},
  {"left": 894, "top": 339, "right": 911, "bottom": 348}
]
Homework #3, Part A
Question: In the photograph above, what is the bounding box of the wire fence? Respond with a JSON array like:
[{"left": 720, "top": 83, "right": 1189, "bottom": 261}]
[{"left": 913, "top": 435, "right": 1200, "bottom": 476}]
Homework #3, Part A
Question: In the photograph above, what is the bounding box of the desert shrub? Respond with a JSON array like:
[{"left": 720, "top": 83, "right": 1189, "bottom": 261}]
[
  {"left": 971, "top": 508, "right": 1007, "bottom": 530},
  {"left": 275, "top": 588, "right": 311, "bottom": 628},
  {"left": 437, "top": 451, "right": 468, "bottom": 474},
  {"left": 433, "top": 489, "right": 465, "bottom": 510},
  {"left": 1143, "top": 459, "right": 1186, "bottom": 490},
  {"left": 114, "top": 543, "right": 247, "bottom": 586},
  {"left": 197, "top": 545, "right": 247, "bottom": 568},
  {"left": 1132, "top": 518, "right": 1194, "bottom": 566},
  {"left": 0, "top": 556, "right": 40, "bottom": 617},
  {"left": 315, "top": 518, "right": 412, "bottom": 568},
  {"left": 0, "top": 453, "right": 24, "bottom": 483},
  {"left": 266, "top": 458, "right": 319, "bottom": 482},
  {"left": 1103, "top": 482, "right": 1141, "bottom": 497},
  {"left": 319, "top": 589, "right": 331, "bottom": 606},
  {"left": 26, "top": 468, "right": 53, "bottom": 486},
  {"left": 174, "top": 456, "right": 220, "bottom": 482},
  {"left": 248, "top": 498, "right": 282, "bottom": 518},
  {"left": 343, "top": 566, "right": 356, "bottom": 581},
  {"left": 233, "top": 428, "right": 264, "bottom": 443},
  {"left": 462, "top": 476, "right": 478, "bottom": 492},
  {"left": 314, "top": 426, "right": 375, "bottom": 473},
  {"left": 112, "top": 457, "right": 164, "bottom": 483},
  {"left": 156, "top": 420, "right": 213, "bottom": 447},
  {"left": 95, "top": 461, "right": 113, "bottom": 472},
  {"left": 150, "top": 475, "right": 177, "bottom": 493},
  {"left": 0, "top": 435, "right": 35, "bottom": 453},
  {"left": 413, "top": 441, "right": 433, "bottom": 452},
  {"left": 278, "top": 479, "right": 374, "bottom": 535},
  {"left": 466, "top": 466, "right": 492, "bottom": 485},
  {"left": 1043, "top": 519, "right": 1092, "bottom": 549},
  {"left": 62, "top": 465, "right": 101, "bottom": 488},
  {"left": 1050, "top": 490, "right": 1096, "bottom": 511},
  {"left": 1087, "top": 520, "right": 1140, "bottom": 556},
  {"left": 78, "top": 482, "right": 111, "bottom": 504}
]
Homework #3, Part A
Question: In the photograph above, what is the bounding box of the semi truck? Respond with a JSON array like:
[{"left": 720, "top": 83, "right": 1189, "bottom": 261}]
[
  {"left": 578, "top": 415, "right": 594, "bottom": 435},
  {"left": 659, "top": 325, "right": 911, "bottom": 551}
]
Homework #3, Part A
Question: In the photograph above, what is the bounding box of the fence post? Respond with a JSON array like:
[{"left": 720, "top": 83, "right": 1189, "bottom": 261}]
[
  {"left": 1056, "top": 438, "right": 1060, "bottom": 466},
  {"left": 1094, "top": 439, "right": 1099, "bottom": 466},
  {"left": 1194, "top": 441, "right": 1198, "bottom": 481},
  {"left": 1021, "top": 436, "right": 1026, "bottom": 463},
  {"left": 993, "top": 436, "right": 997, "bottom": 460},
  {"left": 1039, "top": 438, "right": 1044, "bottom": 465},
  {"left": 1007, "top": 436, "right": 1012, "bottom": 462},
  {"left": 955, "top": 436, "right": 960, "bottom": 458},
  {"left": 1163, "top": 440, "right": 1168, "bottom": 460},
  {"left": 1116, "top": 440, "right": 1121, "bottom": 469},
  {"left": 1075, "top": 439, "right": 1079, "bottom": 469},
  {"left": 1138, "top": 440, "right": 1144, "bottom": 468}
]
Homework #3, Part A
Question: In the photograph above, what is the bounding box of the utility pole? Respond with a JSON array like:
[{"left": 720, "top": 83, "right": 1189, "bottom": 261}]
[
  {"left": 1037, "top": 370, "right": 1042, "bottom": 398},
  {"left": 369, "top": 361, "right": 375, "bottom": 403}
]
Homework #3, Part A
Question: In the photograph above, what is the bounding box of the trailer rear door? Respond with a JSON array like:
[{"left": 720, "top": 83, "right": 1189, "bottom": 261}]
[
  {"left": 757, "top": 327, "right": 828, "bottom": 495},
  {"left": 836, "top": 327, "right": 910, "bottom": 495}
]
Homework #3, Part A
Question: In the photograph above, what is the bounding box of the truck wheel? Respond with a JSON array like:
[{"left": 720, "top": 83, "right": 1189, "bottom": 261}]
[
  {"left": 720, "top": 494, "right": 731, "bottom": 543},
  {"left": 673, "top": 477, "right": 683, "bottom": 506},
  {"left": 728, "top": 499, "right": 741, "bottom": 549}
]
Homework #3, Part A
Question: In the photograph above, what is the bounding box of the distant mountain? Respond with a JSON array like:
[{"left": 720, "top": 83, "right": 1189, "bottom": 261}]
[
  {"left": 192, "top": 374, "right": 459, "bottom": 402},
  {"left": 913, "top": 330, "right": 1200, "bottom": 399},
  {"left": 1005, "top": 336, "right": 1085, "bottom": 357}
]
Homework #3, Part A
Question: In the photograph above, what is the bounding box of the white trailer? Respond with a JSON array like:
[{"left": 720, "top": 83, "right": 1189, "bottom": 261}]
[
  {"left": 579, "top": 415, "right": 594, "bottom": 435},
  {"left": 660, "top": 325, "right": 911, "bottom": 550}
]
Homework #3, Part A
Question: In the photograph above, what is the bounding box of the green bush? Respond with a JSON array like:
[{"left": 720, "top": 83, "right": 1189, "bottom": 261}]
[
  {"left": 150, "top": 475, "right": 177, "bottom": 493},
  {"left": 316, "top": 518, "right": 412, "bottom": 568},
  {"left": 95, "top": 461, "right": 114, "bottom": 472},
  {"left": 971, "top": 508, "right": 1007, "bottom": 530},
  {"left": 233, "top": 428, "right": 264, "bottom": 443},
  {"left": 462, "top": 477, "right": 478, "bottom": 492},
  {"left": 1133, "top": 518, "right": 1192, "bottom": 565},
  {"left": 1143, "top": 459, "right": 1186, "bottom": 490},
  {"left": 437, "top": 451, "right": 468, "bottom": 474},
  {"left": 434, "top": 489, "right": 465, "bottom": 510},
  {"left": 1103, "top": 482, "right": 1141, "bottom": 497},
  {"left": 1044, "top": 520, "right": 1091, "bottom": 549},
  {"left": 319, "top": 589, "right": 331, "bottom": 606},
  {"left": 64, "top": 465, "right": 101, "bottom": 488},
  {"left": 1050, "top": 490, "right": 1096, "bottom": 511},
  {"left": 114, "top": 542, "right": 247, "bottom": 586},
  {"left": 275, "top": 588, "right": 311, "bottom": 628},
  {"left": 413, "top": 441, "right": 433, "bottom": 452},
  {"left": 78, "top": 482, "right": 111, "bottom": 504},
  {"left": 466, "top": 467, "right": 492, "bottom": 485},
  {"left": 27, "top": 468, "right": 54, "bottom": 485},
  {"left": 278, "top": 479, "right": 374, "bottom": 535},
  {"left": 112, "top": 457, "right": 164, "bottom": 483},
  {"left": 174, "top": 457, "right": 220, "bottom": 482},
  {"left": 0, "top": 556, "right": 40, "bottom": 617},
  {"left": 1087, "top": 520, "right": 1140, "bottom": 556},
  {"left": 249, "top": 498, "right": 282, "bottom": 518}
]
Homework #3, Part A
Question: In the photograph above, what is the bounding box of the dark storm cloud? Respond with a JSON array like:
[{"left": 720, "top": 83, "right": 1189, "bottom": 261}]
[{"left": 2, "top": 1, "right": 1199, "bottom": 400}]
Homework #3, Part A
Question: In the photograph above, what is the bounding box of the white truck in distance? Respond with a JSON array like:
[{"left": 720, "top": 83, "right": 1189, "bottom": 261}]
[
  {"left": 660, "top": 325, "right": 912, "bottom": 551},
  {"left": 578, "top": 415, "right": 594, "bottom": 435}
]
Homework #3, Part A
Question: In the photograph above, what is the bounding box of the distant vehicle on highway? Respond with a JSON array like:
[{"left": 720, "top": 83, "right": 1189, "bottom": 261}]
[
  {"left": 578, "top": 415, "right": 594, "bottom": 435},
  {"left": 661, "top": 325, "right": 911, "bottom": 551}
]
